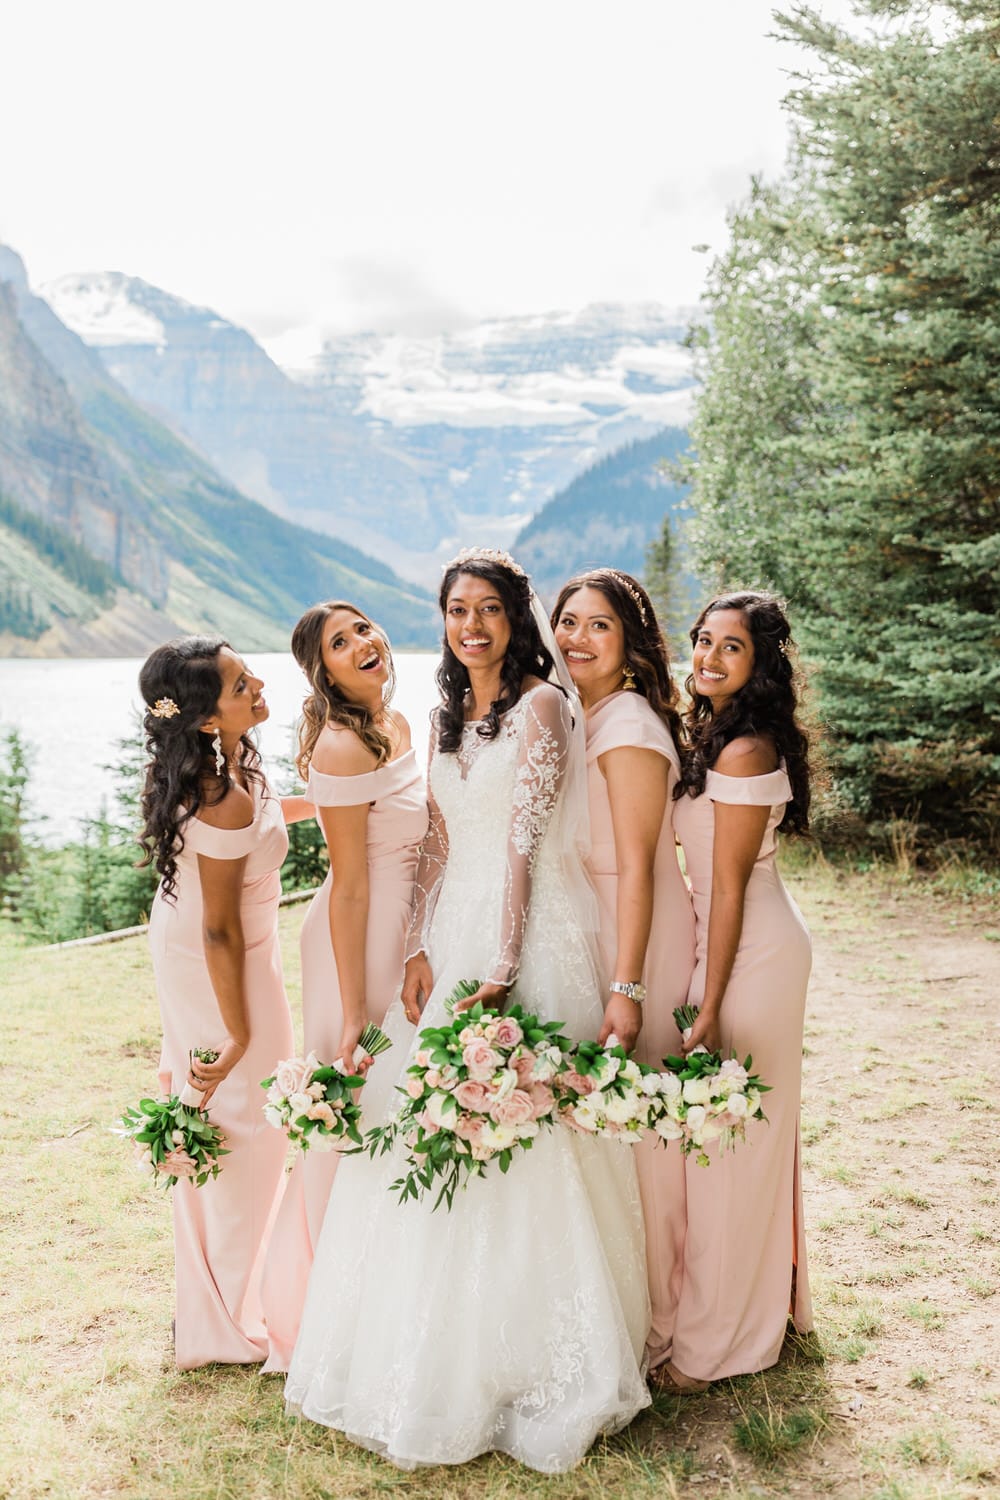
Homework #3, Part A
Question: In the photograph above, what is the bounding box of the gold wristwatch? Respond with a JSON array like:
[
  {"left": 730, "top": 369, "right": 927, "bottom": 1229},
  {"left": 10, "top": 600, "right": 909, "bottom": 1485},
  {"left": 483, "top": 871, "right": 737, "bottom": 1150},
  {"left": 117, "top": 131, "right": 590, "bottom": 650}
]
[{"left": 609, "top": 981, "right": 646, "bottom": 1006}]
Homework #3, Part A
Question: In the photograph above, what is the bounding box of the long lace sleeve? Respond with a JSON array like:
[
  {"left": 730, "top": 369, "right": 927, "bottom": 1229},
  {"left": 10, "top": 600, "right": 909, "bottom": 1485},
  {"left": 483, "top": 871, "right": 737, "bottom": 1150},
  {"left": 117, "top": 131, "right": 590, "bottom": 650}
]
[
  {"left": 487, "top": 686, "right": 571, "bottom": 987},
  {"left": 405, "top": 719, "right": 449, "bottom": 960}
]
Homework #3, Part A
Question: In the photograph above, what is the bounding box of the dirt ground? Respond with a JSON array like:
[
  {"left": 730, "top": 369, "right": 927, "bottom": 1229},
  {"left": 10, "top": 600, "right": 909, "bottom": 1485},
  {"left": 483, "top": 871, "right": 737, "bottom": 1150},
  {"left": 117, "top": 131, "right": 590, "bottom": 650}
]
[{"left": 649, "top": 867, "right": 1000, "bottom": 1498}]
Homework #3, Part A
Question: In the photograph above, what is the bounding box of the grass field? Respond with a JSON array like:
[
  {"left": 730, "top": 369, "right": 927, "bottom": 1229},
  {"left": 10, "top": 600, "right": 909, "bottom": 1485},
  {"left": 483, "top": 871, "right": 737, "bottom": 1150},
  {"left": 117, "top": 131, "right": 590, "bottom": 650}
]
[{"left": 2, "top": 862, "right": 998, "bottom": 1499}]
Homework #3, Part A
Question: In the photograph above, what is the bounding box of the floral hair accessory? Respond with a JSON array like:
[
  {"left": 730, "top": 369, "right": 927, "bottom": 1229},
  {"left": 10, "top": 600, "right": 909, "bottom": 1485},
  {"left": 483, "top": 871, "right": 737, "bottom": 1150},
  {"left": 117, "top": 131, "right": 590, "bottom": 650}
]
[
  {"left": 148, "top": 697, "right": 181, "bottom": 719},
  {"left": 446, "top": 547, "right": 527, "bottom": 579},
  {"left": 602, "top": 570, "right": 648, "bottom": 626}
]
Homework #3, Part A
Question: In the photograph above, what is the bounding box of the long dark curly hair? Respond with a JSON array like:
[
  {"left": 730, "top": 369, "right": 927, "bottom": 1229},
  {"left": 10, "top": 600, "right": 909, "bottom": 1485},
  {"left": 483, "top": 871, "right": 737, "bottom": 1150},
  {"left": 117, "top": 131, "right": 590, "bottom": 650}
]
[
  {"left": 676, "top": 590, "right": 811, "bottom": 834},
  {"left": 436, "top": 555, "right": 555, "bottom": 754},
  {"left": 550, "top": 568, "right": 683, "bottom": 748},
  {"left": 137, "top": 636, "right": 262, "bottom": 900},
  {"left": 291, "top": 601, "right": 397, "bottom": 779}
]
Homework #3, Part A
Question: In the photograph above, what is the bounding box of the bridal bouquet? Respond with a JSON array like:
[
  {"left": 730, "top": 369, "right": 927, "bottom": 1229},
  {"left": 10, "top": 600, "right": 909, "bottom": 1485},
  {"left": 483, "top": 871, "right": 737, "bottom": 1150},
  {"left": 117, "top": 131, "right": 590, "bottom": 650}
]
[
  {"left": 651, "top": 1005, "right": 771, "bottom": 1166},
  {"left": 554, "top": 1036, "right": 663, "bottom": 1141},
  {"left": 117, "top": 1095, "right": 229, "bottom": 1189},
  {"left": 366, "top": 983, "right": 571, "bottom": 1210},
  {"left": 261, "top": 1024, "right": 392, "bottom": 1153}
]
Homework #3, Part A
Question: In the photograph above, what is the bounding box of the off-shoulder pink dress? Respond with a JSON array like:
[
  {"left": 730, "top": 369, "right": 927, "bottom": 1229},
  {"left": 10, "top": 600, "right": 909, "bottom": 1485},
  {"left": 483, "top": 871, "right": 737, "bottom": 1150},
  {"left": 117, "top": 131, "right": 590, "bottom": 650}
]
[
  {"left": 584, "top": 691, "right": 696, "bottom": 1370},
  {"left": 672, "top": 767, "right": 813, "bottom": 1379},
  {"left": 261, "top": 744, "right": 427, "bottom": 1371},
  {"left": 148, "top": 778, "right": 294, "bottom": 1371}
]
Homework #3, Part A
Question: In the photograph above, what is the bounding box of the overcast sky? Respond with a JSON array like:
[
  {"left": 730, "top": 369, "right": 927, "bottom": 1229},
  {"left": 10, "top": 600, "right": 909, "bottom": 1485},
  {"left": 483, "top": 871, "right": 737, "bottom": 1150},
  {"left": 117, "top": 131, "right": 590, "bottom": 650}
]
[{"left": 1, "top": 0, "right": 861, "bottom": 342}]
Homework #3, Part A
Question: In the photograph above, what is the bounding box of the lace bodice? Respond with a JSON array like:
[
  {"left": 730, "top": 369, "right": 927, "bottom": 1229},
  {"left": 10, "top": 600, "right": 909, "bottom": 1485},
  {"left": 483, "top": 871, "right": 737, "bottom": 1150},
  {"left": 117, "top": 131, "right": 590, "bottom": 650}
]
[{"left": 406, "top": 684, "right": 572, "bottom": 987}]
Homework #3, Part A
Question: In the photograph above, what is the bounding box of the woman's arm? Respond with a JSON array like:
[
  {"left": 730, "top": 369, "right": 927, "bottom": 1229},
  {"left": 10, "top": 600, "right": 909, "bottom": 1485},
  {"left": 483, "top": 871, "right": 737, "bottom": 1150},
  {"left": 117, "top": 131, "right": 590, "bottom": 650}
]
[
  {"left": 682, "top": 736, "right": 776, "bottom": 1055},
  {"left": 281, "top": 795, "right": 315, "bottom": 825},
  {"left": 597, "top": 745, "right": 669, "bottom": 1049},
  {"left": 319, "top": 799, "right": 373, "bottom": 1071},
  {"left": 456, "top": 684, "right": 571, "bottom": 1014}
]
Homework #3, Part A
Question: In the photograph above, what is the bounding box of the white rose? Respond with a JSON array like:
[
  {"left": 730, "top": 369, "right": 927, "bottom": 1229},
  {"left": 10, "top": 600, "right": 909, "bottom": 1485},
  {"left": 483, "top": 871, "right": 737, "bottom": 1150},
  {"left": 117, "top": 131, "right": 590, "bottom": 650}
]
[
  {"left": 654, "top": 1116, "right": 684, "bottom": 1140},
  {"left": 726, "top": 1092, "right": 748, "bottom": 1119},
  {"left": 484, "top": 1123, "right": 516, "bottom": 1151},
  {"left": 493, "top": 1067, "right": 518, "bottom": 1101},
  {"left": 658, "top": 1072, "right": 682, "bottom": 1101},
  {"left": 425, "top": 1091, "right": 459, "bottom": 1129},
  {"left": 621, "top": 1060, "right": 641, "bottom": 1084},
  {"left": 685, "top": 1104, "right": 707, "bottom": 1131},
  {"left": 746, "top": 1088, "right": 762, "bottom": 1114},
  {"left": 572, "top": 1100, "right": 602, "bottom": 1132},
  {"left": 682, "top": 1077, "right": 712, "bottom": 1105},
  {"left": 289, "top": 1091, "right": 314, "bottom": 1117},
  {"left": 307, "top": 1081, "right": 325, "bottom": 1100},
  {"left": 604, "top": 1090, "right": 641, "bottom": 1125},
  {"left": 639, "top": 1073, "right": 661, "bottom": 1097},
  {"left": 263, "top": 1104, "right": 285, "bottom": 1128}
]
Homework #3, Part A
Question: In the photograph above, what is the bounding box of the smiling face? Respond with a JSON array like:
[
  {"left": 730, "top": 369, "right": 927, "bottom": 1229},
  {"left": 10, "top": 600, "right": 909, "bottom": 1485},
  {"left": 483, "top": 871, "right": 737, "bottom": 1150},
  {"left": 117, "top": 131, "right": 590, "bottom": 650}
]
[
  {"left": 444, "top": 572, "right": 512, "bottom": 675},
  {"left": 691, "top": 607, "right": 755, "bottom": 711},
  {"left": 321, "top": 608, "right": 388, "bottom": 703},
  {"left": 553, "top": 585, "right": 626, "bottom": 707},
  {"left": 202, "top": 645, "right": 268, "bottom": 750}
]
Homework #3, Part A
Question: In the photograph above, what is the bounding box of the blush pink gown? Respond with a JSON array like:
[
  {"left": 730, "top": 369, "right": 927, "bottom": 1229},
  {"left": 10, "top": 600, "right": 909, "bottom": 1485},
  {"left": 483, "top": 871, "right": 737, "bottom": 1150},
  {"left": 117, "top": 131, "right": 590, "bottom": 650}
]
[
  {"left": 148, "top": 778, "right": 294, "bottom": 1371},
  {"left": 261, "top": 743, "right": 427, "bottom": 1371},
  {"left": 584, "top": 691, "right": 696, "bottom": 1370},
  {"left": 672, "top": 766, "right": 813, "bottom": 1379}
]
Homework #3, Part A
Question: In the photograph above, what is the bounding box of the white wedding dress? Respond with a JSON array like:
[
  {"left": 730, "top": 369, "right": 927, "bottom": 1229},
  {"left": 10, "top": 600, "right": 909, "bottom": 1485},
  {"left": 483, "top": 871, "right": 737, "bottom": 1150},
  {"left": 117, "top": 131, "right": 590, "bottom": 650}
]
[{"left": 285, "top": 684, "right": 651, "bottom": 1472}]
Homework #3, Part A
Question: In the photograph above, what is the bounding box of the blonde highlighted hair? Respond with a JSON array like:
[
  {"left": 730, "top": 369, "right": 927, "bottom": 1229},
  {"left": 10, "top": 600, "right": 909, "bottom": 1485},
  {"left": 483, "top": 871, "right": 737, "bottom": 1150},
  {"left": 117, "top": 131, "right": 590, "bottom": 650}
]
[{"left": 291, "top": 601, "right": 396, "bottom": 778}]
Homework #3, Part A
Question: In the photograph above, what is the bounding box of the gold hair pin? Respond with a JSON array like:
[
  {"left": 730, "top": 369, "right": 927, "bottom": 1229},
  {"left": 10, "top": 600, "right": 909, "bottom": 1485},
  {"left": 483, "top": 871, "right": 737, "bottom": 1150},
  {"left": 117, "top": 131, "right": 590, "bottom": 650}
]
[
  {"left": 603, "top": 570, "right": 648, "bottom": 626},
  {"left": 148, "top": 697, "right": 181, "bottom": 719}
]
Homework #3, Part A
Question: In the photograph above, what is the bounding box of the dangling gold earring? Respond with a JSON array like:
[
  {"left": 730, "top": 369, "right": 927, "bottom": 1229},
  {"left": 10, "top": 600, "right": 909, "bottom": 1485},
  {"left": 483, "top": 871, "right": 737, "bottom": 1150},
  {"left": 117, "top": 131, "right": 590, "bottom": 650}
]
[{"left": 622, "top": 661, "right": 637, "bottom": 691}]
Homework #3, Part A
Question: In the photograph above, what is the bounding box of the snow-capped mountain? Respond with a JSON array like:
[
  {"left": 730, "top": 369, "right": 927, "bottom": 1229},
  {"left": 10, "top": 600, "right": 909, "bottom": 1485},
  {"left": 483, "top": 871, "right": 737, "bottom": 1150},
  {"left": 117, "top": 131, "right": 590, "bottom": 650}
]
[{"left": 42, "top": 273, "right": 697, "bottom": 584}]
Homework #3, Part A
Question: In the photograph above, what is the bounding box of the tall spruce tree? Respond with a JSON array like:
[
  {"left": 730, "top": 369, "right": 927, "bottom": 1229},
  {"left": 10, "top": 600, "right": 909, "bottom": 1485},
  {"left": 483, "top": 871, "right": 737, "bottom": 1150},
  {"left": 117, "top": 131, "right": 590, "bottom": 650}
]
[{"left": 681, "top": 0, "right": 1000, "bottom": 850}]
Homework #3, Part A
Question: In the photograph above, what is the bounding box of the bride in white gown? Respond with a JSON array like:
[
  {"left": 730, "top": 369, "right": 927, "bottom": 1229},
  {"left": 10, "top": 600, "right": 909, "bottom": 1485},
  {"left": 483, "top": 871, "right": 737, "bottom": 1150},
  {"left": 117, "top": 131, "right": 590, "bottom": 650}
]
[{"left": 285, "top": 548, "right": 651, "bottom": 1472}]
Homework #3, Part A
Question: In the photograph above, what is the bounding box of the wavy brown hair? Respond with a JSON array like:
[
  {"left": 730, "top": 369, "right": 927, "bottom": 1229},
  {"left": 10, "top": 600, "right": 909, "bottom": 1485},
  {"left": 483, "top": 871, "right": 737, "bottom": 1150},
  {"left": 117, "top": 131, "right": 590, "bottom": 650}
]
[
  {"left": 291, "top": 601, "right": 397, "bottom": 778},
  {"left": 138, "top": 636, "right": 263, "bottom": 900},
  {"left": 436, "top": 556, "right": 556, "bottom": 754},
  {"left": 551, "top": 568, "right": 683, "bottom": 748},
  {"left": 676, "top": 590, "right": 811, "bottom": 834}
]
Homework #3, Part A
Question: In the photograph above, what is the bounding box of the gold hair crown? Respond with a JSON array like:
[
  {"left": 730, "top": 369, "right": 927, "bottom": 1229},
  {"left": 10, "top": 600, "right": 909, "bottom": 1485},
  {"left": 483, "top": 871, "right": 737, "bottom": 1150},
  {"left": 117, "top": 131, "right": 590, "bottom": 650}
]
[
  {"left": 148, "top": 697, "right": 180, "bottom": 719},
  {"left": 446, "top": 546, "right": 527, "bottom": 578},
  {"left": 602, "top": 570, "right": 648, "bottom": 626}
]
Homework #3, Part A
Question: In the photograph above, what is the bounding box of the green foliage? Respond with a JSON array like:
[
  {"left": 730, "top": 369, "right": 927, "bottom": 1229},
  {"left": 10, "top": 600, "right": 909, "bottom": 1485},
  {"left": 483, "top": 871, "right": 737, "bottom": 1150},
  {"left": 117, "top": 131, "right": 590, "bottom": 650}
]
[
  {"left": 686, "top": 0, "right": 1000, "bottom": 852},
  {"left": 0, "top": 487, "right": 118, "bottom": 602},
  {"left": 0, "top": 729, "right": 30, "bottom": 906}
]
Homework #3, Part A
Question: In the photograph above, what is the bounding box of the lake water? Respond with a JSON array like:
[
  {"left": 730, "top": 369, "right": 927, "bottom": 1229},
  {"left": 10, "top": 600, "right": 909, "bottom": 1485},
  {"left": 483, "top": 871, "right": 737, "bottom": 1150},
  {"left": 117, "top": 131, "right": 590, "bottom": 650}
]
[{"left": 0, "top": 653, "right": 441, "bottom": 844}]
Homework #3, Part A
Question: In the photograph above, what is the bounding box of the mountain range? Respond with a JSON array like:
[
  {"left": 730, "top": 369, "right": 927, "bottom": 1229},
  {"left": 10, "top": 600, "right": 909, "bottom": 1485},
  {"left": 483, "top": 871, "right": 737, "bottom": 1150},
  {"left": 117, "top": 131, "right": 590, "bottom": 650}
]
[
  {"left": 41, "top": 273, "right": 697, "bottom": 585},
  {"left": 0, "top": 247, "right": 436, "bottom": 656}
]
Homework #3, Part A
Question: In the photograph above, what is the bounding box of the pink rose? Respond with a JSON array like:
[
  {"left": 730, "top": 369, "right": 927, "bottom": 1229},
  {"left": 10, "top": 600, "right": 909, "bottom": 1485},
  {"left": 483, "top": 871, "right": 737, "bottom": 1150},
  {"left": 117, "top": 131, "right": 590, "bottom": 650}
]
[
  {"left": 159, "top": 1148, "right": 198, "bottom": 1179},
  {"left": 275, "top": 1057, "right": 308, "bottom": 1097},
  {"left": 513, "top": 1054, "right": 535, "bottom": 1087},
  {"left": 425, "top": 1068, "right": 442, "bottom": 1088},
  {"left": 490, "top": 1089, "right": 534, "bottom": 1127},
  {"left": 455, "top": 1079, "right": 491, "bottom": 1112},
  {"left": 307, "top": 1101, "right": 337, "bottom": 1128},
  {"left": 528, "top": 1083, "right": 555, "bottom": 1119},
  {"left": 454, "top": 1112, "right": 484, "bottom": 1143},
  {"left": 415, "top": 1049, "right": 433, "bottom": 1068},
  {"left": 405, "top": 1076, "right": 424, "bottom": 1099},
  {"left": 494, "top": 1017, "right": 523, "bottom": 1048},
  {"left": 418, "top": 1109, "right": 440, "bottom": 1135},
  {"left": 558, "top": 1069, "right": 596, "bottom": 1097},
  {"left": 463, "top": 1040, "right": 502, "bottom": 1082}
]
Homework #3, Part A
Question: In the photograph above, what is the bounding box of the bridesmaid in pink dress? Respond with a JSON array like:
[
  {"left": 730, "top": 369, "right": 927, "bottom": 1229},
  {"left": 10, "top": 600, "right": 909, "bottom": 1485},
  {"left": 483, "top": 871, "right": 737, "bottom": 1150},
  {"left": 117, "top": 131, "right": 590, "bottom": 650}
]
[
  {"left": 666, "top": 590, "right": 813, "bottom": 1388},
  {"left": 139, "top": 637, "right": 312, "bottom": 1370},
  {"left": 261, "top": 602, "right": 427, "bottom": 1371},
  {"left": 552, "top": 568, "right": 696, "bottom": 1374}
]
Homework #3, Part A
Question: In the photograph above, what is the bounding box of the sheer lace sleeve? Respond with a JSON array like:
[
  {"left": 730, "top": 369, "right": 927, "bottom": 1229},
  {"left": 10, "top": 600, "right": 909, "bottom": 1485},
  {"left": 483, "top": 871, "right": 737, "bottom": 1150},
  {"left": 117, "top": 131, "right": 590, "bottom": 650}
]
[
  {"left": 405, "top": 717, "right": 449, "bottom": 961},
  {"left": 488, "top": 686, "right": 571, "bottom": 987}
]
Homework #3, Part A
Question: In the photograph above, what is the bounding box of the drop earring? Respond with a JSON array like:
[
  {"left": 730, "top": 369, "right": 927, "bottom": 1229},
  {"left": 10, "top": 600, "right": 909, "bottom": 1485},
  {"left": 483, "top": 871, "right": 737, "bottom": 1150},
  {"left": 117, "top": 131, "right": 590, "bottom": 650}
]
[
  {"left": 622, "top": 662, "right": 637, "bottom": 691},
  {"left": 212, "top": 731, "right": 225, "bottom": 775}
]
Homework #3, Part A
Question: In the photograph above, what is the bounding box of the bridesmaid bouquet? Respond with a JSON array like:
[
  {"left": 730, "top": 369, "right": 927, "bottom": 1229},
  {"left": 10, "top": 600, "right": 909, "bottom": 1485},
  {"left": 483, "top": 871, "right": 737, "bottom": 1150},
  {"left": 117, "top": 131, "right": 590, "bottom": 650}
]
[
  {"left": 366, "top": 983, "right": 571, "bottom": 1210},
  {"left": 117, "top": 1095, "right": 229, "bottom": 1189},
  {"left": 651, "top": 1005, "right": 771, "bottom": 1166},
  {"left": 554, "top": 1036, "right": 663, "bottom": 1141},
  {"left": 261, "top": 1024, "right": 392, "bottom": 1153}
]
